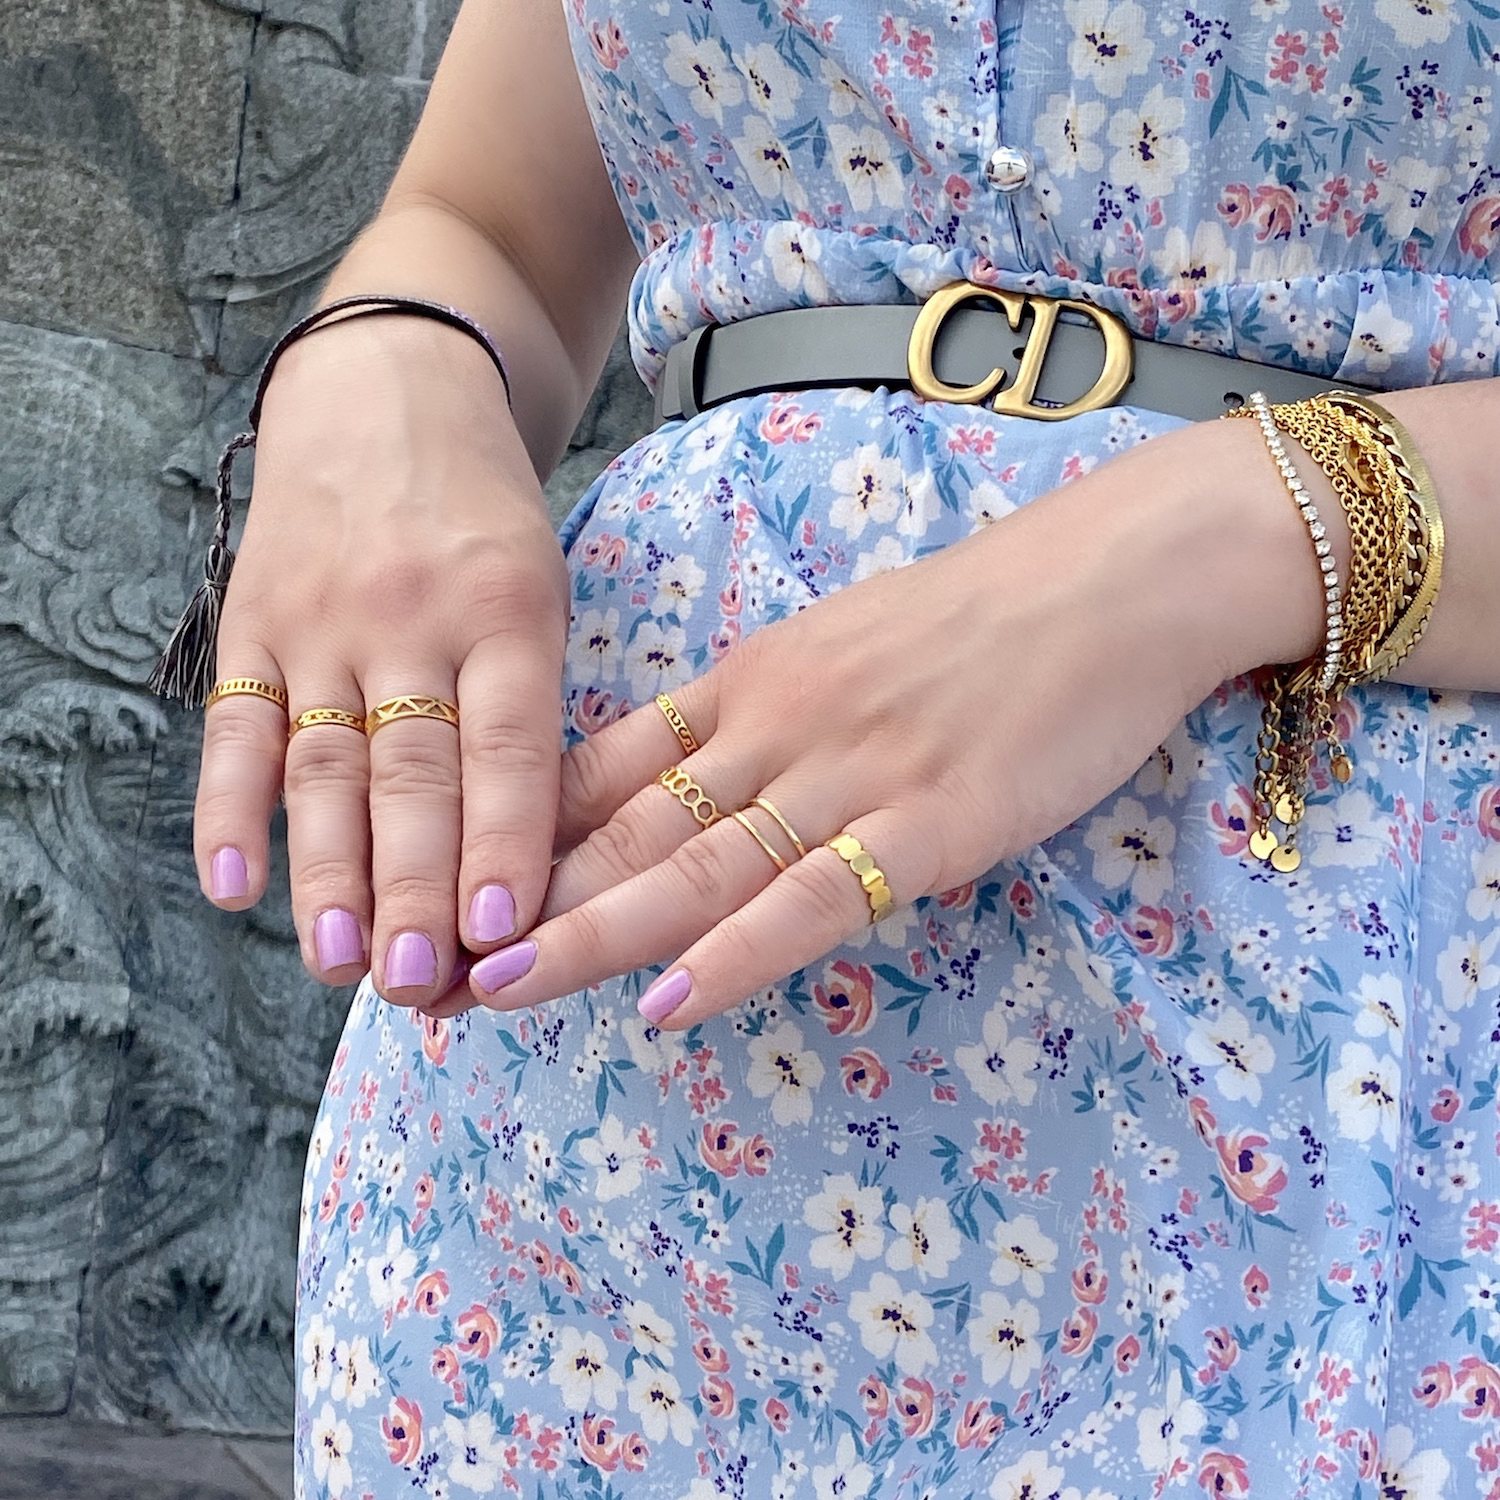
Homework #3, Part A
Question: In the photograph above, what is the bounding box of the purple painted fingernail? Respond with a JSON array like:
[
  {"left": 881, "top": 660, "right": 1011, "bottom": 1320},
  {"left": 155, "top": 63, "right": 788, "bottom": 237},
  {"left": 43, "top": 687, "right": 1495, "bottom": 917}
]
[
  {"left": 384, "top": 931, "right": 438, "bottom": 992},
  {"left": 468, "top": 884, "right": 517, "bottom": 943},
  {"left": 470, "top": 940, "right": 538, "bottom": 997},
  {"left": 639, "top": 969, "right": 692, "bottom": 1025},
  {"left": 210, "top": 847, "right": 248, "bottom": 901},
  {"left": 314, "top": 909, "right": 363, "bottom": 972}
]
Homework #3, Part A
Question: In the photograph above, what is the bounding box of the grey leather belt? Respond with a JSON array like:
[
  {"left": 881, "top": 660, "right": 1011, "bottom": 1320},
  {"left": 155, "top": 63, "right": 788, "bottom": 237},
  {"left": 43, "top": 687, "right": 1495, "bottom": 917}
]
[{"left": 653, "top": 283, "right": 1359, "bottom": 427}]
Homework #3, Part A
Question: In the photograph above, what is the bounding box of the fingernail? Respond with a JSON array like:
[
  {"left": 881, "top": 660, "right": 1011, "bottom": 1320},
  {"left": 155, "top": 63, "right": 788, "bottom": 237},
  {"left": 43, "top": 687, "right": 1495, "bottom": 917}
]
[
  {"left": 470, "top": 940, "right": 537, "bottom": 997},
  {"left": 210, "top": 847, "right": 248, "bottom": 901},
  {"left": 468, "top": 884, "right": 517, "bottom": 943},
  {"left": 639, "top": 969, "right": 692, "bottom": 1024},
  {"left": 314, "top": 909, "right": 363, "bottom": 972},
  {"left": 384, "top": 931, "right": 438, "bottom": 992},
  {"left": 446, "top": 953, "right": 473, "bottom": 989}
]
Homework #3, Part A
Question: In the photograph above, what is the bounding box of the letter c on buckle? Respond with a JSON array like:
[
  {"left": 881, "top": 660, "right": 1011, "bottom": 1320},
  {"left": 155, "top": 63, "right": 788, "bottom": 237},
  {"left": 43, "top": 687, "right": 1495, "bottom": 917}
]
[{"left": 906, "top": 282, "right": 1134, "bottom": 422}]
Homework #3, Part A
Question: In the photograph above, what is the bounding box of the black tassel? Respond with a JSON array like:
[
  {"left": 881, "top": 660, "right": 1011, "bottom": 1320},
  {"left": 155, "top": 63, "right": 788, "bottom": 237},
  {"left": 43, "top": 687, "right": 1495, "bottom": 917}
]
[{"left": 149, "top": 431, "right": 256, "bottom": 708}]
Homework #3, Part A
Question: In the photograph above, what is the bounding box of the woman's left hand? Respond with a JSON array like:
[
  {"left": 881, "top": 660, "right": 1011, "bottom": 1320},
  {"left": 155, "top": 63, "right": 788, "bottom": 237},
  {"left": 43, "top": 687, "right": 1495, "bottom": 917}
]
[{"left": 432, "top": 416, "right": 1328, "bottom": 1029}]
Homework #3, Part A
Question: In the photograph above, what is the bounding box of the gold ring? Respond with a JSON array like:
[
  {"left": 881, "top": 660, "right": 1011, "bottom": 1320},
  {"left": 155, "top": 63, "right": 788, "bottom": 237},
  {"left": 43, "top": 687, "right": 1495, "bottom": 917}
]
[
  {"left": 205, "top": 677, "right": 288, "bottom": 712},
  {"left": 731, "top": 811, "right": 788, "bottom": 872},
  {"left": 750, "top": 797, "right": 807, "bottom": 859},
  {"left": 657, "top": 766, "right": 725, "bottom": 828},
  {"left": 289, "top": 708, "right": 367, "bottom": 740},
  {"left": 365, "top": 695, "right": 460, "bottom": 737},
  {"left": 654, "top": 693, "right": 700, "bottom": 755},
  {"left": 826, "top": 832, "right": 896, "bottom": 924}
]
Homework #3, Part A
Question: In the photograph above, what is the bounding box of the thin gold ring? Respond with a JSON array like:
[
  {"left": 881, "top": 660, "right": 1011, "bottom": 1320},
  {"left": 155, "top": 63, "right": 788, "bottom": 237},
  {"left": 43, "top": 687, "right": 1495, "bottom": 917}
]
[
  {"left": 654, "top": 693, "right": 700, "bottom": 756},
  {"left": 206, "top": 677, "right": 288, "bottom": 713},
  {"left": 289, "top": 708, "right": 367, "bottom": 740},
  {"left": 656, "top": 766, "right": 725, "bottom": 828},
  {"left": 731, "top": 811, "right": 788, "bottom": 872},
  {"left": 751, "top": 797, "right": 808, "bottom": 859},
  {"left": 826, "top": 832, "right": 896, "bottom": 925},
  {"left": 365, "top": 695, "right": 461, "bottom": 738}
]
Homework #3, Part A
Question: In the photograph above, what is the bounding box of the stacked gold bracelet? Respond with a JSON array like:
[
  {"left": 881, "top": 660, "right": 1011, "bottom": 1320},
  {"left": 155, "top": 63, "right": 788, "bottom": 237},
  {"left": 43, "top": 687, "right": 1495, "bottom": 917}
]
[{"left": 1225, "top": 390, "right": 1444, "bottom": 872}]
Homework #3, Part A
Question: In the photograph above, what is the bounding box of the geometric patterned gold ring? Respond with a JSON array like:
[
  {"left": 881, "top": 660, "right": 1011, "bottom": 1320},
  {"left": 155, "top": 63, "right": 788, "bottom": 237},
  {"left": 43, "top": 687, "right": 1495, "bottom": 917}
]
[
  {"left": 364, "top": 695, "right": 461, "bottom": 738},
  {"left": 205, "top": 677, "right": 289, "bottom": 713},
  {"left": 656, "top": 765, "right": 725, "bottom": 828},
  {"left": 825, "top": 832, "right": 896, "bottom": 924},
  {"left": 289, "top": 707, "right": 368, "bottom": 741},
  {"left": 654, "top": 692, "right": 701, "bottom": 755}
]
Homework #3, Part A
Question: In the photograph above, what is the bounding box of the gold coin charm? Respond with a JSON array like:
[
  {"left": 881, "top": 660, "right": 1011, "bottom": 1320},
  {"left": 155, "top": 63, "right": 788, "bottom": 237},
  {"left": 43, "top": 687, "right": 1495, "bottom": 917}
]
[
  {"left": 1274, "top": 792, "right": 1303, "bottom": 826},
  {"left": 1248, "top": 828, "right": 1278, "bottom": 861},
  {"left": 1270, "top": 844, "right": 1302, "bottom": 873},
  {"left": 1331, "top": 754, "right": 1354, "bottom": 783}
]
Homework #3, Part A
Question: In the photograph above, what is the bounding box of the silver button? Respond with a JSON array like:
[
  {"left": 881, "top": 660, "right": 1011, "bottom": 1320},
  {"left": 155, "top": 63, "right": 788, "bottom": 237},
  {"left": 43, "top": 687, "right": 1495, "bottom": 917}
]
[{"left": 984, "top": 145, "right": 1033, "bottom": 193}]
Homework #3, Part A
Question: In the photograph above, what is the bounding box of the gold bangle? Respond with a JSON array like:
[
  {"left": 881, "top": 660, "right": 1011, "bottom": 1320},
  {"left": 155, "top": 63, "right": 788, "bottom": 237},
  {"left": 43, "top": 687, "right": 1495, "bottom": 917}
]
[
  {"left": 750, "top": 797, "right": 808, "bottom": 859},
  {"left": 654, "top": 692, "right": 701, "bottom": 755},
  {"left": 731, "top": 810, "right": 788, "bottom": 872},
  {"left": 365, "top": 696, "right": 461, "bottom": 737},
  {"left": 825, "top": 832, "right": 895, "bottom": 924},
  {"left": 289, "top": 708, "right": 367, "bottom": 740},
  {"left": 205, "top": 677, "right": 289, "bottom": 713},
  {"left": 656, "top": 766, "right": 725, "bottom": 828}
]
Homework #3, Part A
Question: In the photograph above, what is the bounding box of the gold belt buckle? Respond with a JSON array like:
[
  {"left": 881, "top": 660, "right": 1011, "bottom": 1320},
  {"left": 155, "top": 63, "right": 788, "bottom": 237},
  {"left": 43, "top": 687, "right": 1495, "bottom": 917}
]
[{"left": 906, "top": 282, "right": 1134, "bottom": 421}]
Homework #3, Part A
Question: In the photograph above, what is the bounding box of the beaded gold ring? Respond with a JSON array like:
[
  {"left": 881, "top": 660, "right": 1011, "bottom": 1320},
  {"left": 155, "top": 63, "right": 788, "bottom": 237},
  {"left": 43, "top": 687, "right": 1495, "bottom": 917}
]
[
  {"left": 825, "top": 832, "right": 896, "bottom": 924},
  {"left": 289, "top": 707, "right": 367, "bottom": 740}
]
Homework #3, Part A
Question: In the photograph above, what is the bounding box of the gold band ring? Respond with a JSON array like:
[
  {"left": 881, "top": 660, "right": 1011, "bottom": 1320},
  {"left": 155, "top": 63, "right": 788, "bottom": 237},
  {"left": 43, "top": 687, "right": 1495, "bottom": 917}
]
[
  {"left": 654, "top": 693, "right": 701, "bottom": 756},
  {"left": 750, "top": 797, "right": 808, "bottom": 859},
  {"left": 731, "top": 811, "right": 788, "bottom": 872},
  {"left": 206, "top": 677, "right": 288, "bottom": 713},
  {"left": 289, "top": 708, "right": 367, "bottom": 740},
  {"left": 657, "top": 766, "right": 725, "bottom": 828},
  {"left": 826, "top": 833, "right": 896, "bottom": 924},
  {"left": 365, "top": 695, "right": 461, "bottom": 737}
]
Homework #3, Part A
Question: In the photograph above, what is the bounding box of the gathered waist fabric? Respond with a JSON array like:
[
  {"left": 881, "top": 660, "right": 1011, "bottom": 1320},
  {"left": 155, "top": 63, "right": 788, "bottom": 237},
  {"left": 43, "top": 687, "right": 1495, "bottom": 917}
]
[{"left": 628, "top": 220, "right": 1500, "bottom": 400}]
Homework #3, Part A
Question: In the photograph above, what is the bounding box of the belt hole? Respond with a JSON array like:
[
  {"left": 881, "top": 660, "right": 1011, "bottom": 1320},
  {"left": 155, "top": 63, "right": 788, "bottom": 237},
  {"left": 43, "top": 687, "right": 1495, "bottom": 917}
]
[
  {"left": 1013, "top": 346, "right": 1027, "bottom": 361},
  {"left": 1222, "top": 389, "right": 1245, "bottom": 409}
]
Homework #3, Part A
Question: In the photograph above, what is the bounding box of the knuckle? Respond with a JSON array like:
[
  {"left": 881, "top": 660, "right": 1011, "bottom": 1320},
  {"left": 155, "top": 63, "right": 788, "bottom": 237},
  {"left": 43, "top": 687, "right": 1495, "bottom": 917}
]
[
  {"left": 802, "top": 855, "right": 867, "bottom": 931},
  {"left": 283, "top": 734, "right": 366, "bottom": 801},
  {"left": 350, "top": 553, "right": 444, "bottom": 620},
  {"left": 463, "top": 715, "right": 558, "bottom": 778},
  {"left": 666, "top": 830, "right": 738, "bottom": 909},
  {"left": 202, "top": 705, "right": 282, "bottom": 761},
  {"left": 579, "top": 807, "right": 663, "bottom": 884},
  {"left": 560, "top": 736, "right": 620, "bottom": 821},
  {"left": 291, "top": 851, "right": 364, "bottom": 901},
  {"left": 369, "top": 734, "right": 459, "bottom": 803},
  {"left": 373, "top": 870, "right": 451, "bottom": 917}
]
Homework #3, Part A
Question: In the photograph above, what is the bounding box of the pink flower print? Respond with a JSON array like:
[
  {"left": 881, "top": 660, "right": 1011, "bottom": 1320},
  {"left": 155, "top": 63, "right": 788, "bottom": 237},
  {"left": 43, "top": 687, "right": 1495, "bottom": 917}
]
[
  {"left": 1458, "top": 1357, "right": 1500, "bottom": 1420},
  {"left": 1414, "top": 1363, "right": 1454, "bottom": 1408},
  {"left": 702, "top": 1374, "right": 736, "bottom": 1419},
  {"left": 896, "top": 1378, "right": 935, "bottom": 1436},
  {"left": 1126, "top": 905, "right": 1177, "bottom": 957},
  {"left": 1243, "top": 1265, "right": 1270, "bottom": 1309},
  {"left": 765, "top": 1397, "right": 791, "bottom": 1432},
  {"left": 1071, "top": 1260, "right": 1107, "bottom": 1306},
  {"left": 840, "top": 1048, "right": 891, "bottom": 1099},
  {"left": 456, "top": 1305, "right": 499, "bottom": 1359},
  {"left": 1215, "top": 1131, "right": 1289, "bottom": 1215},
  {"left": 1115, "top": 1333, "right": 1141, "bottom": 1375},
  {"left": 1059, "top": 1308, "right": 1098, "bottom": 1357},
  {"left": 1478, "top": 784, "right": 1500, "bottom": 841},
  {"left": 699, "top": 1121, "right": 742, "bottom": 1177},
  {"left": 693, "top": 1336, "right": 729, "bottom": 1373},
  {"left": 813, "top": 960, "right": 877, "bottom": 1036},
  {"left": 1198, "top": 1451, "right": 1251, "bottom": 1495},
  {"left": 957, "top": 1398, "right": 1005, "bottom": 1449},
  {"left": 1433, "top": 1087, "right": 1462, "bottom": 1123},
  {"left": 740, "top": 1132, "right": 774, "bottom": 1176},
  {"left": 381, "top": 1397, "right": 423, "bottom": 1467},
  {"left": 580, "top": 1415, "right": 621, "bottom": 1472},
  {"left": 413, "top": 1271, "right": 449, "bottom": 1315},
  {"left": 1205, "top": 1326, "right": 1240, "bottom": 1372}
]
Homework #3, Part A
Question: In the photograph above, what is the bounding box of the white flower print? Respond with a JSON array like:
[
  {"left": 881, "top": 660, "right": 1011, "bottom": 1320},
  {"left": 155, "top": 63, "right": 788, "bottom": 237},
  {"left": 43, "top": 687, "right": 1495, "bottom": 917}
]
[
  {"left": 966, "top": 479, "right": 1017, "bottom": 527},
  {"left": 813, "top": 1435, "right": 873, "bottom": 1500},
  {"left": 828, "top": 123, "right": 905, "bottom": 211},
  {"left": 989, "top": 1214, "right": 1060, "bottom": 1297},
  {"left": 1346, "top": 304, "right": 1415, "bottom": 377},
  {"left": 968, "top": 1291, "right": 1042, "bottom": 1389},
  {"left": 746, "top": 1021, "right": 826, "bottom": 1126},
  {"left": 764, "top": 220, "right": 829, "bottom": 299},
  {"left": 1083, "top": 796, "right": 1177, "bottom": 904},
  {"left": 627, "top": 1366, "right": 695, "bottom": 1445},
  {"left": 989, "top": 1452, "right": 1067, "bottom": 1500},
  {"left": 1379, "top": 1424, "right": 1452, "bottom": 1500},
  {"left": 1035, "top": 93, "right": 1107, "bottom": 177},
  {"left": 1352, "top": 971, "right": 1408, "bottom": 1045},
  {"left": 1326, "top": 1041, "right": 1400, "bottom": 1147},
  {"left": 301, "top": 1315, "right": 336, "bottom": 1404},
  {"left": 1299, "top": 789, "right": 1390, "bottom": 869},
  {"left": 955, "top": 1003, "right": 1042, "bottom": 1109},
  {"left": 443, "top": 1411, "right": 510, "bottom": 1493},
  {"left": 851, "top": 533, "right": 909, "bottom": 583},
  {"left": 734, "top": 114, "right": 807, "bottom": 208},
  {"left": 1376, "top": 156, "right": 1451, "bottom": 241},
  {"left": 578, "top": 1114, "right": 649, "bottom": 1202},
  {"left": 848, "top": 1272, "right": 937, "bottom": 1375},
  {"left": 1106, "top": 85, "right": 1189, "bottom": 200},
  {"left": 1153, "top": 222, "right": 1237, "bottom": 288},
  {"left": 574, "top": 606, "right": 623, "bottom": 679},
  {"left": 330, "top": 1335, "right": 380, "bottom": 1409},
  {"left": 817, "top": 55, "right": 866, "bottom": 118},
  {"left": 828, "top": 443, "right": 903, "bottom": 539},
  {"left": 738, "top": 42, "right": 803, "bottom": 122},
  {"left": 1468, "top": 845, "right": 1500, "bottom": 922},
  {"left": 886, "top": 1196, "right": 962, "bottom": 1281},
  {"left": 550, "top": 1327, "right": 621, "bottom": 1411},
  {"left": 625, "top": 1300, "right": 677, "bottom": 1362},
  {"left": 311, "top": 1402, "right": 354, "bottom": 1498},
  {"left": 805, "top": 1172, "right": 886, "bottom": 1278},
  {"left": 625, "top": 619, "right": 690, "bottom": 698},
  {"left": 1374, "top": 0, "right": 1459, "bottom": 46},
  {"left": 1065, "top": 0, "right": 1151, "bottom": 97},
  {"left": 1136, "top": 1371, "right": 1206, "bottom": 1477},
  {"left": 1437, "top": 929, "right": 1500, "bottom": 1012},
  {"left": 1185, "top": 1006, "right": 1276, "bottom": 1105},
  {"left": 663, "top": 33, "right": 744, "bottom": 124},
  {"left": 367, "top": 1225, "right": 416, "bottom": 1310}
]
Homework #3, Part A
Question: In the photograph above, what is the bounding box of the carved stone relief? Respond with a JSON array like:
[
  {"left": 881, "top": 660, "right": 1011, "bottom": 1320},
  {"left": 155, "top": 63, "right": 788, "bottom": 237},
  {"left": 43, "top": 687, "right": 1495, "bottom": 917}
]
[{"left": 0, "top": 0, "right": 649, "bottom": 1434}]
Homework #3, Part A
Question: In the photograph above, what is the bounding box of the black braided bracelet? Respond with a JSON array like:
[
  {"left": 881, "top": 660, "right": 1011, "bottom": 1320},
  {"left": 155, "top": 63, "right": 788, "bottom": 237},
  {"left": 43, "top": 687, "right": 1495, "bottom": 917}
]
[{"left": 148, "top": 295, "right": 513, "bottom": 708}]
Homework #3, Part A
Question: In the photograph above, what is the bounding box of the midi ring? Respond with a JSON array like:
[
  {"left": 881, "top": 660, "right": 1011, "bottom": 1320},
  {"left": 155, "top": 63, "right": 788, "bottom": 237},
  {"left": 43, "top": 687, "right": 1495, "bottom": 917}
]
[
  {"left": 365, "top": 695, "right": 461, "bottom": 737},
  {"left": 731, "top": 811, "right": 788, "bottom": 872},
  {"left": 289, "top": 707, "right": 367, "bottom": 740},
  {"left": 826, "top": 832, "right": 896, "bottom": 924},
  {"left": 654, "top": 693, "right": 700, "bottom": 756},
  {"left": 205, "top": 677, "right": 288, "bottom": 713},
  {"left": 750, "top": 797, "right": 808, "bottom": 859},
  {"left": 657, "top": 766, "right": 725, "bottom": 828}
]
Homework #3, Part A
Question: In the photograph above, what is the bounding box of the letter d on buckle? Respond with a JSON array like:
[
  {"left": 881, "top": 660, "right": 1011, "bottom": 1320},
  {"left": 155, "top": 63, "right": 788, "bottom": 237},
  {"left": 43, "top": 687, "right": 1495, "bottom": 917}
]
[{"left": 906, "top": 282, "right": 1134, "bottom": 421}]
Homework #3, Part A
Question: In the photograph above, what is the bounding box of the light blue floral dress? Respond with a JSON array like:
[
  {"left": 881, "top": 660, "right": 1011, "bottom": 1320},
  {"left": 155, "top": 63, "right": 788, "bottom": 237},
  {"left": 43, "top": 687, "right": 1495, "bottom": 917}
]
[{"left": 295, "top": 4, "right": 1500, "bottom": 1497}]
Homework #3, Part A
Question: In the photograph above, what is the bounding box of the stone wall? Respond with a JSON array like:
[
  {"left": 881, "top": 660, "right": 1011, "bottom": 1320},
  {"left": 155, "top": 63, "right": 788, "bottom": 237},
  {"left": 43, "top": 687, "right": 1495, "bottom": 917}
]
[{"left": 0, "top": 0, "right": 649, "bottom": 1435}]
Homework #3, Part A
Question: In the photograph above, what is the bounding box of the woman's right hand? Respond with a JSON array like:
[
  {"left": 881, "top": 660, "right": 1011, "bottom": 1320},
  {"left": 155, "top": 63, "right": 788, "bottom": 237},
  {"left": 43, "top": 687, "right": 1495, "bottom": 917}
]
[{"left": 192, "top": 312, "right": 570, "bottom": 1008}]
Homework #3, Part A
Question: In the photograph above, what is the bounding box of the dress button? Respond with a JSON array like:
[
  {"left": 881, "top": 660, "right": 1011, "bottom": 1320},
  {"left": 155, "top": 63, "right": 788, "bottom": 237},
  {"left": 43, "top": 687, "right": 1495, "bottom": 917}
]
[{"left": 984, "top": 145, "right": 1033, "bottom": 193}]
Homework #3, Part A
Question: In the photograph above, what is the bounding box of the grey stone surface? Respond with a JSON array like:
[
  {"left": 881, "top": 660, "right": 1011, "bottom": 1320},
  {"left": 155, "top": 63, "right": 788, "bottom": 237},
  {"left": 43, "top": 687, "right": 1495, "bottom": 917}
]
[{"left": 0, "top": 0, "right": 650, "bottom": 1439}]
